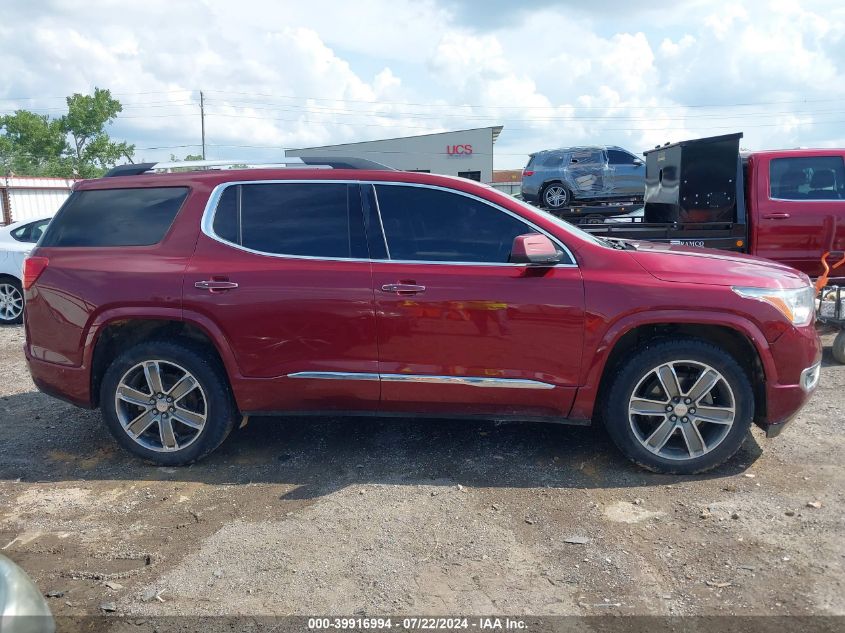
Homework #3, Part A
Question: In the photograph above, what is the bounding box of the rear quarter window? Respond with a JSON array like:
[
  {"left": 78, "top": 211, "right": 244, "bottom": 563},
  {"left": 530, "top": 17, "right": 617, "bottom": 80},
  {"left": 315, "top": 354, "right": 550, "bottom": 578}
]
[{"left": 39, "top": 187, "right": 189, "bottom": 247}]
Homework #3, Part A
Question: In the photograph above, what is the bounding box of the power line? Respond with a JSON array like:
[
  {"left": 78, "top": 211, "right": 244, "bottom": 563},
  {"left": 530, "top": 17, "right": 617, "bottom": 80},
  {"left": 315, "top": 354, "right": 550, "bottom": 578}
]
[
  {"left": 3, "top": 88, "right": 845, "bottom": 111},
  {"left": 202, "top": 99, "right": 844, "bottom": 122},
  {"left": 202, "top": 111, "right": 845, "bottom": 133},
  {"left": 202, "top": 89, "right": 845, "bottom": 110},
  {"left": 6, "top": 103, "right": 840, "bottom": 124},
  {"left": 0, "top": 90, "right": 193, "bottom": 102}
]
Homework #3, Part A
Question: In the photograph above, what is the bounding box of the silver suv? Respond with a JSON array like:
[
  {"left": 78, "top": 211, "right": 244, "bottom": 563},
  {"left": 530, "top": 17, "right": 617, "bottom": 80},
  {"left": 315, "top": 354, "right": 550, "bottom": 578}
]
[{"left": 521, "top": 146, "right": 644, "bottom": 210}]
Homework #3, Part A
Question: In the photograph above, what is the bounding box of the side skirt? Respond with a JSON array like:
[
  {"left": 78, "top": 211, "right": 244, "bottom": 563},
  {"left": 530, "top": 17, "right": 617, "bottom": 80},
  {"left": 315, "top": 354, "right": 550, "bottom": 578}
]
[{"left": 240, "top": 410, "right": 592, "bottom": 426}]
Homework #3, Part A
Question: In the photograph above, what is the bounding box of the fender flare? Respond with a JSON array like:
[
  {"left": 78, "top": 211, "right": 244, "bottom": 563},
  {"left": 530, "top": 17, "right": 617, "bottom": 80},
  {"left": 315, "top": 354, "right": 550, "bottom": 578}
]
[
  {"left": 81, "top": 307, "right": 242, "bottom": 380},
  {"left": 569, "top": 309, "right": 774, "bottom": 420}
]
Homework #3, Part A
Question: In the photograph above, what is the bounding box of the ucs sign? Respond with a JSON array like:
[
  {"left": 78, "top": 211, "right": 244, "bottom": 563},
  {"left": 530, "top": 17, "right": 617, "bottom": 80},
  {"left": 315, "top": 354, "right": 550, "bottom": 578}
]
[{"left": 446, "top": 144, "right": 473, "bottom": 156}]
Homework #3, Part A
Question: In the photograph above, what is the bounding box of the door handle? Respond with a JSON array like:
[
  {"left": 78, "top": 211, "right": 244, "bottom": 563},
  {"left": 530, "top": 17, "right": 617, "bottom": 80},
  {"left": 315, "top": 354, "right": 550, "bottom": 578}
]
[
  {"left": 195, "top": 280, "right": 239, "bottom": 291},
  {"left": 381, "top": 283, "right": 426, "bottom": 295},
  {"left": 762, "top": 212, "right": 791, "bottom": 220}
]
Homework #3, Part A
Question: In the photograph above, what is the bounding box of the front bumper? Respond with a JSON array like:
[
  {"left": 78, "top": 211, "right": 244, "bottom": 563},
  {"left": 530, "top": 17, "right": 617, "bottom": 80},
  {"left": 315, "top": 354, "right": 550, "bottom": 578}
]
[
  {"left": 763, "top": 362, "right": 819, "bottom": 438},
  {"left": 757, "top": 324, "right": 822, "bottom": 437}
]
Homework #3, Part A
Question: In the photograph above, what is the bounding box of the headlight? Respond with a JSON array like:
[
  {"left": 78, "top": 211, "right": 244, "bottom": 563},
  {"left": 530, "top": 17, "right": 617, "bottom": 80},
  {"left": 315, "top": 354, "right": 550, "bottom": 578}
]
[{"left": 732, "top": 285, "right": 815, "bottom": 325}]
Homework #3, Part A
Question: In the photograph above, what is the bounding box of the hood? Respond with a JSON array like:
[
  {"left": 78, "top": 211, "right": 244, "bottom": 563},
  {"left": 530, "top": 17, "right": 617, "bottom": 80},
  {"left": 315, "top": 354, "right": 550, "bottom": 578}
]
[{"left": 628, "top": 241, "right": 810, "bottom": 289}]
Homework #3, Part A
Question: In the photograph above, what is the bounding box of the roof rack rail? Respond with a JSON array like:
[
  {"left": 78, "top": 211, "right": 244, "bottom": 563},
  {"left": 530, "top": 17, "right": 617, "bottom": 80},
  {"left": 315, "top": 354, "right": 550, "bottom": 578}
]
[{"left": 103, "top": 156, "right": 395, "bottom": 178}]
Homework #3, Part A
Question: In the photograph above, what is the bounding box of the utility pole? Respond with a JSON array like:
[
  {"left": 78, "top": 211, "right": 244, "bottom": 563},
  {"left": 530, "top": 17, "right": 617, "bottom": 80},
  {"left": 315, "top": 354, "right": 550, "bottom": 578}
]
[{"left": 200, "top": 90, "right": 206, "bottom": 160}]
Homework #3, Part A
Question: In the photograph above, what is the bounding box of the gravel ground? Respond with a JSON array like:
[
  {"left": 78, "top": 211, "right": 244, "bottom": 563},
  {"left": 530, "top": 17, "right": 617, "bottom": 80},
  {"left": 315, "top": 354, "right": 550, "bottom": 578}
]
[{"left": 0, "top": 324, "right": 843, "bottom": 620}]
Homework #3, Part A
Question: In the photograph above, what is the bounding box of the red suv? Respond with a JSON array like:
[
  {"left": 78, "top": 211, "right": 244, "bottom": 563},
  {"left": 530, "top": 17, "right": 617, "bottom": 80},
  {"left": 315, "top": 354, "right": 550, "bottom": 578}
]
[{"left": 22, "top": 158, "right": 821, "bottom": 474}]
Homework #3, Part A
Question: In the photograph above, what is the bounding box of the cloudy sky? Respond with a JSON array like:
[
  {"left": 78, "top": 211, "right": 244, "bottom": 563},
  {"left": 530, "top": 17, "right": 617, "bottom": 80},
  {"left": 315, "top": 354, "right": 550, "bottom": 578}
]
[{"left": 2, "top": 0, "right": 844, "bottom": 169}]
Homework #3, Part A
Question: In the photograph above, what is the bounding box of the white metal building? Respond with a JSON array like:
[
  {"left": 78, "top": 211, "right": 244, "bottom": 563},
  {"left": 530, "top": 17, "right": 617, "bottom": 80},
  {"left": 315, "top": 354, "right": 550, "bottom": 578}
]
[
  {"left": 1, "top": 176, "right": 76, "bottom": 225},
  {"left": 285, "top": 126, "right": 503, "bottom": 183}
]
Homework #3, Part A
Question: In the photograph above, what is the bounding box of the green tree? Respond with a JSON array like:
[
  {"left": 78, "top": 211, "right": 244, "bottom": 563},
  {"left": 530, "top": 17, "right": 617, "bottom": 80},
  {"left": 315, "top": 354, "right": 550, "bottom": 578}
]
[
  {"left": 0, "top": 87, "right": 134, "bottom": 178},
  {"left": 63, "top": 88, "right": 134, "bottom": 178},
  {"left": 0, "top": 110, "right": 70, "bottom": 176}
]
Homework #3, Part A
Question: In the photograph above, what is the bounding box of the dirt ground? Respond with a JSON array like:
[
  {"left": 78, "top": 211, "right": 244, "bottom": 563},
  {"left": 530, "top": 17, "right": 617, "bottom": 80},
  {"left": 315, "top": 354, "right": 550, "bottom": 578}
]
[{"left": 1, "top": 323, "right": 843, "bottom": 622}]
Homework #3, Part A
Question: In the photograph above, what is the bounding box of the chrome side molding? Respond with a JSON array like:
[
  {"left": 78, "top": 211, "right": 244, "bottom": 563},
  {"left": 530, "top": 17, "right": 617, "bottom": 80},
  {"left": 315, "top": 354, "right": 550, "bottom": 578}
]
[
  {"left": 287, "top": 372, "right": 380, "bottom": 381},
  {"left": 288, "top": 371, "right": 555, "bottom": 390}
]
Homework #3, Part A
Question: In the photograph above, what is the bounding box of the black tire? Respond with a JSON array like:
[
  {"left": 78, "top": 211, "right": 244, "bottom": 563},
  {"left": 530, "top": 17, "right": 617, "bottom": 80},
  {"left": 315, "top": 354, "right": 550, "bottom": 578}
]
[
  {"left": 541, "top": 182, "right": 571, "bottom": 209},
  {"left": 602, "top": 338, "right": 754, "bottom": 475},
  {"left": 0, "top": 278, "right": 24, "bottom": 325},
  {"left": 100, "top": 339, "right": 238, "bottom": 465},
  {"left": 833, "top": 331, "right": 845, "bottom": 365}
]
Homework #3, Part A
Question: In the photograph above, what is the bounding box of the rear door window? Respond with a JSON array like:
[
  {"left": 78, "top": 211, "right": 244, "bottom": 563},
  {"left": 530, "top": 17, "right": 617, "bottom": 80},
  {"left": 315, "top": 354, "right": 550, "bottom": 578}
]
[
  {"left": 770, "top": 156, "right": 845, "bottom": 200},
  {"left": 373, "top": 184, "right": 543, "bottom": 264},
  {"left": 211, "top": 182, "right": 367, "bottom": 259},
  {"left": 40, "top": 187, "right": 188, "bottom": 247}
]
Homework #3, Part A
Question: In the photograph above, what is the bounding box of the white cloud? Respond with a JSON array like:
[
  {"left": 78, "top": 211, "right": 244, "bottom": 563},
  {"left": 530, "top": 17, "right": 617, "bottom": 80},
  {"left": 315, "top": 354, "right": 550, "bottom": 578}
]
[{"left": 1, "top": 0, "right": 843, "bottom": 169}]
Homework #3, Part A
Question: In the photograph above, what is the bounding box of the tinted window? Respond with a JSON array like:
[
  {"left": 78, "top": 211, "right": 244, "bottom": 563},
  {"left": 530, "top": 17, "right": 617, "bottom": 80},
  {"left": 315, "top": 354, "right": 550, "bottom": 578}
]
[
  {"left": 212, "top": 186, "right": 239, "bottom": 244},
  {"left": 40, "top": 188, "right": 188, "bottom": 247},
  {"left": 11, "top": 218, "right": 51, "bottom": 243},
  {"left": 212, "top": 183, "right": 367, "bottom": 259},
  {"left": 374, "top": 184, "right": 539, "bottom": 263},
  {"left": 770, "top": 156, "right": 845, "bottom": 200},
  {"left": 607, "top": 150, "right": 639, "bottom": 165}
]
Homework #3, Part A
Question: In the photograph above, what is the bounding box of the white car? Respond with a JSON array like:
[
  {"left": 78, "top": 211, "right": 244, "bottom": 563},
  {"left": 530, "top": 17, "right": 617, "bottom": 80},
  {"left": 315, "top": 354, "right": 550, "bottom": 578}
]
[{"left": 0, "top": 216, "right": 53, "bottom": 324}]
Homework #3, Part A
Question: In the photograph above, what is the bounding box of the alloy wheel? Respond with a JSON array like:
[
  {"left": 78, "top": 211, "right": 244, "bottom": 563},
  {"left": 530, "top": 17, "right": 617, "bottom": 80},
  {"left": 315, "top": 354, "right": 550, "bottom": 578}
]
[
  {"left": 544, "top": 185, "right": 569, "bottom": 208},
  {"left": 114, "top": 360, "right": 208, "bottom": 452},
  {"left": 628, "top": 360, "right": 736, "bottom": 461},
  {"left": 0, "top": 283, "right": 24, "bottom": 322}
]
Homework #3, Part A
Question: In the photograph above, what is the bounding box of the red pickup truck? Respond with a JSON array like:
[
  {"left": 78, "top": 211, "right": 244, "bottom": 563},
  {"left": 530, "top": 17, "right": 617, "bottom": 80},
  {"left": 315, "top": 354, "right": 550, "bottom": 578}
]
[{"left": 582, "top": 133, "right": 845, "bottom": 280}]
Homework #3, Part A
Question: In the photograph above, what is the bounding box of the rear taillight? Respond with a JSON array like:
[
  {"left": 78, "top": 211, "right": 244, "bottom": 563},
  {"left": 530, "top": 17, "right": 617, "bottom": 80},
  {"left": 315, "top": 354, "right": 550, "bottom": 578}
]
[
  {"left": 523, "top": 170, "right": 534, "bottom": 176},
  {"left": 22, "top": 256, "right": 48, "bottom": 290}
]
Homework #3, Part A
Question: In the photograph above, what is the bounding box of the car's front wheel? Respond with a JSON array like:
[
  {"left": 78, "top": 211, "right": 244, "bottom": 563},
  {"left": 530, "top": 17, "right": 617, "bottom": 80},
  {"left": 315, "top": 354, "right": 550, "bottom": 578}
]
[
  {"left": 603, "top": 339, "right": 754, "bottom": 474},
  {"left": 100, "top": 340, "right": 238, "bottom": 465},
  {"left": 0, "top": 279, "right": 24, "bottom": 325}
]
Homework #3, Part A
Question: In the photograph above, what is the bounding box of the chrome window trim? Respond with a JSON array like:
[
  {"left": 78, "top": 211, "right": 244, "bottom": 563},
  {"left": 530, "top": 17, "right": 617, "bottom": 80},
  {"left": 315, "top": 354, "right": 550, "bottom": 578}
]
[
  {"left": 200, "top": 179, "right": 578, "bottom": 268},
  {"left": 288, "top": 371, "right": 555, "bottom": 390}
]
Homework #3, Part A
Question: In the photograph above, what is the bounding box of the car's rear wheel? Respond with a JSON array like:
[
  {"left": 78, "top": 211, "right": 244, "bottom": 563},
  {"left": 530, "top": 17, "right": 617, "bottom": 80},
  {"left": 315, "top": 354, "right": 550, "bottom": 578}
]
[
  {"left": 542, "top": 183, "right": 571, "bottom": 209},
  {"left": 0, "top": 279, "right": 24, "bottom": 325},
  {"left": 603, "top": 339, "right": 754, "bottom": 474},
  {"left": 100, "top": 340, "right": 238, "bottom": 465}
]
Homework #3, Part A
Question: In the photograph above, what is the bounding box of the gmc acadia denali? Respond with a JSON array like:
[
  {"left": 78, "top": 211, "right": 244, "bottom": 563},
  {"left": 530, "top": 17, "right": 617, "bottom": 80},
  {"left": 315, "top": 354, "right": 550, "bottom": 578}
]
[{"left": 22, "top": 158, "right": 822, "bottom": 474}]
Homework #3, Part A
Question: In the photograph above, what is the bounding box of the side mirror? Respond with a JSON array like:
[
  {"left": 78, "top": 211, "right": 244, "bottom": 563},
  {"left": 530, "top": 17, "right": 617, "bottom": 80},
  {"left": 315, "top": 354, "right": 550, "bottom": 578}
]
[
  {"left": 509, "top": 234, "right": 563, "bottom": 266},
  {"left": 633, "top": 159, "right": 643, "bottom": 166}
]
